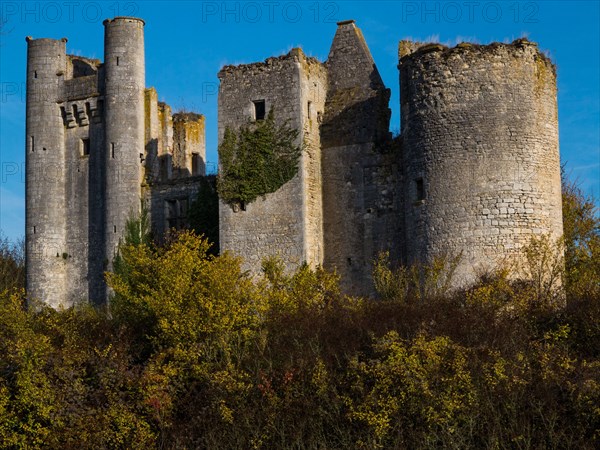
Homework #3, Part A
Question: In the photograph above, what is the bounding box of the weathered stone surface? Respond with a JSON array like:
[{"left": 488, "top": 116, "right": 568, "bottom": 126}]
[
  {"left": 26, "top": 18, "right": 563, "bottom": 308},
  {"left": 26, "top": 18, "right": 206, "bottom": 307},
  {"left": 399, "top": 39, "right": 563, "bottom": 285},
  {"left": 218, "top": 48, "right": 327, "bottom": 274}
]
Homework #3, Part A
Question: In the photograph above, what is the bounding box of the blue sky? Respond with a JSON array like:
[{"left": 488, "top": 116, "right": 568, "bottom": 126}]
[{"left": 1, "top": 1, "right": 599, "bottom": 241}]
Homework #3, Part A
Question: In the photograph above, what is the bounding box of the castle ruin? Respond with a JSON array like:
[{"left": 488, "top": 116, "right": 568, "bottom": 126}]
[{"left": 25, "top": 18, "right": 563, "bottom": 307}]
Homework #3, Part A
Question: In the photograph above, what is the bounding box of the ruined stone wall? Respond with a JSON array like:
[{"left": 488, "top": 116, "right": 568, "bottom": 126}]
[
  {"left": 143, "top": 177, "right": 202, "bottom": 240},
  {"left": 399, "top": 39, "right": 563, "bottom": 285},
  {"left": 298, "top": 55, "right": 327, "bottom": 267},
  {"left": 26, "top": 17, "right": 565, "bottom": 308},
  {"left": 321, "top": 20, "right": 397, "bottom": 295},
  {"left": 218, "top": 50, "right": 325, "bottom": 274},
  {"left": 173, "top": 113, "right": 206, "bottom": 178}
]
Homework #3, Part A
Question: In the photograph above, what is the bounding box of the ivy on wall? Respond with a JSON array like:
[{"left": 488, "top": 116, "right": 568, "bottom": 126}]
[{"left": 217, "top": 108, "right": 302, "bottom": 208}]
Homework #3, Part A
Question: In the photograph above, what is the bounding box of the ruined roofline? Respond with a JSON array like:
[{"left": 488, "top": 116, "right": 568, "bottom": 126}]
[
  {"left": 25, "top": 36, "right": 67, "bottom": 43},
  {"left": 330, "top": 18, "right": 374, "bottom": 61},
  {"left": 67, "top": 54, "right": 102, "bottom": 67},
  {"left": 173, "top": 112, "right": 205, "bottom": 122},
  {"left": 398, "top": 38, "right": 555, "bottom": 72},
  {"left": 218, "top": 47, "right": 323, "bottom": 77}
]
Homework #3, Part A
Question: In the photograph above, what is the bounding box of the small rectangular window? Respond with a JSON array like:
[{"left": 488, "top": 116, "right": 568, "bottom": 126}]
[
  {"left": 34, "top": 70, "right": 38, "bottom": 79},
  {"left": 111, "top": 143, "right": 115, "bottom": 159},
  {"left": 253, "top": 99, "right": 266, "bottom": 121},
  {"left": 116, "top": 56, "right": 120, "bottom": 66},
  {"left": 416, "top": 178, "right": 425, "bottom": 201},
  {"left": 81, "top": 138, "right": 90, "bottom": 156},
  {"left": 192, "top": 153, "right": 203, "bottom": 175},
  {"left": 33, "top": 226, "right": 36, "bottom": 234},
  {"left": 30, "top": 136, "right": 35, "bottom": 153},
  {"left": 307, "top": 101, "right": 312, "bottom": 118}
]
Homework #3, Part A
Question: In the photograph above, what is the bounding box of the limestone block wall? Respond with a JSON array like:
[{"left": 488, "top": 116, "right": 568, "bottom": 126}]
[
  {"left": 173, "top": 113, "right": 206, "bottom": 178},
  {"left": 298, "top": 54, "right": 327, "bottom": 267},
  {"left": 218, "top": 49, "right": 326, "bottom": 274},
  {"left": 399, "top": 40, "right": 563, "bottom": 285},
  {"left": 26, "top": 17, "right": 207, "bottom": 307},
  {"left": 144, "top": 88, "right": 161, "bottom": 184},
  {"left": 59, "top": 54, "right": 106, "bottom": 304},
  {"left": 25, "top": 37, "right": 69, "bottom": 307},
  {"left": 143, "top": 177, "right": 202, "bottom": 240},
  {"left": 25, "top": 17, "right": 565, "bottom": 308},
  {"left": 321, "top": 20, "right": 395, "bottom": 295},
  {"left": 102, "top": 17, "right": 145, "bottom": 269}
]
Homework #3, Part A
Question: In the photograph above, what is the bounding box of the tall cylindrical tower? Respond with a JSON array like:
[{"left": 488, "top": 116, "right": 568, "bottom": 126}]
[
  {"left": 25, "top": 37, "right": 68, "bottom": 307},
  {"left": 399, "top": 40, "right": 563, "bottom": 285},
  {"left": 102, "top": 17, "right": 145, "bottom": 270}
]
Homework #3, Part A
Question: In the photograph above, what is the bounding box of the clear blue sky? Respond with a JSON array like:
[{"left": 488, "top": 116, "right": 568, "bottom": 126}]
[{"left": 1, "top": 1, "right": 599, "bottom": 241}]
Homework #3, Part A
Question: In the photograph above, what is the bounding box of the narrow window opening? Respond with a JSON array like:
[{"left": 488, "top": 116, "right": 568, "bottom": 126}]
[
  {"left": 43, "top": 147, "right": 46, "bottom": 151},
  {"left": 165, "top": 198, "right": 190, "bottom": 230},
  {"left": 253, "top": 99, "right": 266, "bottom": 121},
  {"left": 416, "top": 178, "right": 425, "bottom": 201},
  {"left": 113, "top": 225, "right": 117, "bottom": 233},
  {"left": 33, "top": 226, "right": 36, "bottom": 234},
  {"left": 34, "top": 70, "right": 37, "bottom": 79},
  {"left": 111, "top": 143, "right": 115, "bottom": 159},
  {"left": 30, "top": 136, "right": 35, "bottom": 152},
  {"left": 160, "top": 158, "right": 168, "bottom": 179},
  {"left": 307, "top": 101, "right": 312, "bottom": 118},
  {"left": 192, "top": 153, "right": 202, "bottom": 175},
  {"left": 347, "top": 257, "right": 352, "bottom": 266},
  {"left": 116, "top": 56, "right": 119, "bottom": 66},
  {"left": 81, "top": 138, "right": 90, "bottom": 156}
]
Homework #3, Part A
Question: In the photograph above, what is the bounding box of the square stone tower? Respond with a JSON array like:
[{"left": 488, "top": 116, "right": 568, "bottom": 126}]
[{"left": 218, "top": 48, "right": 327, "bottom": 273}]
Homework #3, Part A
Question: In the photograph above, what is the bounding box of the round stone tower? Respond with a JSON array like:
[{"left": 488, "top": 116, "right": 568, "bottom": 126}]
[
  {"left": 102, "top": 17, "right": 145, "bottom": 268},
  {"left": 399, "top": 40, "right": 563, "bottom": 285},
  {"left": 25, "top": 37, "right": 68, "bottom": 307}
]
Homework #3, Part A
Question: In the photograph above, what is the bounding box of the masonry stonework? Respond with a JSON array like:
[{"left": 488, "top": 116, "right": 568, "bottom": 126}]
[
  {"left": 218, "top": 49, "right": 327, "bottom": 273},
  {"left": 26, "top": 17, "right": 206, "bottom": 307},
  {"left": 399, "top": 40, "right": 563, "bottom": 285},
  {"left": 26, "top": 18, "right": 563, "bottom": 307}
]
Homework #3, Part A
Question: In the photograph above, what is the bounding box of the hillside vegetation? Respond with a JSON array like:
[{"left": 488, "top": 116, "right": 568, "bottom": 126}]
[{"left": 0, "top": 177, "right": 598, "bottom": 449}]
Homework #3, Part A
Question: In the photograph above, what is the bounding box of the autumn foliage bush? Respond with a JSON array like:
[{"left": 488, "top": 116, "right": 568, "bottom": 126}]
[{"left": 0, "top": 177, "right": 598, "bottom": 449}]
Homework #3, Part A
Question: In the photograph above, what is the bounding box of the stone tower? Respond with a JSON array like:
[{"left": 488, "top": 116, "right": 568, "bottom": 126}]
[
  {"left": 218, "top": 48, "right": 327, "bottom": 273},
  {"left": 25, "top": 17, "right": 206, "bottom": 308},
  {"left": 321, "top": 20, "right": 397, "bottom": 294},
  {"left": 26, "top": 18, "right": 564, "bottom": 308},
  {"left": 218, "top": 21, "right": 401, "bottom": 294},
  {"left": 25, "top": 37, "right": 69, "bottom": 308},
  {"left": 399, "top": 40, "right": 563, "bottom": 284},
  {"left": 102, "top": 17, "right": 145, "bottom": 271}
]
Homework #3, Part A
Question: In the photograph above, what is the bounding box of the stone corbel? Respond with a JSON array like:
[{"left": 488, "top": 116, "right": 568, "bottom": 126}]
[{"left": 75, "top": 102, "right": 89, "bottom": 126}]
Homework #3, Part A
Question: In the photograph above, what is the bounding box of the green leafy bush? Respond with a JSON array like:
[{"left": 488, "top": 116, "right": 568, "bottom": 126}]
[
  {"left": 217, "top": 108, "right": 302, "bottom": 208},
  {"left": 1, "top": 172, "right": 598, "bottom": 448}
]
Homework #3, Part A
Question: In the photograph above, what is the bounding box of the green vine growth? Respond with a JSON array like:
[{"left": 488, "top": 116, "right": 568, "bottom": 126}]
[{"left": 217, "top": 108, "right": 303, "bottom": 208}]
